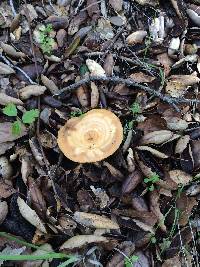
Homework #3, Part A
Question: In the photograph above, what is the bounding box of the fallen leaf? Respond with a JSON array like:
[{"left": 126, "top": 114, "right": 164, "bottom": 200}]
[
  {"left": 169, "top": 170, "right": 193, "bottom": 185},
  {"left": 0, "top": 42, "right": 26, "bottom": 58},
  {"left": 0, "top": 93, "right": 23, "bottom": 106},
  {"left": 0, "top": 181, "right": 16, "bottom": 198},
  {"left": 0, "top": 142, "right": 14, "bottom": 156},
  {"left": 122, "top": 169, "right": 142, "bottom": 194},
  {"left": 60, "top": 235, "right": 108, "bottom": 250},
  {"left": 141, "top": 130, "right": 173, "bottom": 145},
  {"left": 0, "top": 156, "right": 13, "bottom": 180},
  {"left": 165, "top": 117, "right": 188, "bottom": 131},
  {"left": 126, "top": 30, "right": 147, "bottom": 45},
  {"left": 0, "top": 62, "right": 15, "bottom": 74},
  {"left": 136, "top": 146, "right": 168, "bottom": 159},
  {"left": 90, "top": 82, "right": 99, "bottom": 108},
  {"left": 0, "top": 201, "right": 8, "bottom": 224},
  {"left": 41, "top": 74, "right": 59, "bottom": 95},
  {"left": 130, "top": 72, "right": 155, "bottom": 83},
  {"left": 17, "top": 197, "right": 47, "bottom": 233},
  {"left": 86, "top": 59, "right": 106, "bottom": 77},
  {"left": 162, "top": 256, "right": 181, "bottom": 267},
  {"left": 165, "top": 73, "right": 200, "bottom": 98},
  {"left": 73, "top": 211, "right": 119, "bottom": 229},
  {"left": 19, "top": 85, "right": 47, "bottom": 100},
  {"left": 109, "top": 0, "right": 123, "bottom": 12},
  {"left": 175, "top": 135, "right": 190, "bottom": 154}
]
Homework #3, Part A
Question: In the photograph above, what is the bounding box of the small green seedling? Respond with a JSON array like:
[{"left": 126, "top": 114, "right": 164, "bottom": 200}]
[
  {"left": 144, "top": 173, "right": 160, "bottom": 191},
  {"left": 2, "top": 103, "right": 39, "bottom": 136},
  {"left": 130, "top": 102, "right": 141, "bottom": 116},
  {"left": 70, "top": 110, "right": 84, "bottom": 118},
  {"left": 39, "top": 24, "right": 54, "bottom": 55},
  {"left": 125, "top": 255, "right": 139, "bottom": 267}
]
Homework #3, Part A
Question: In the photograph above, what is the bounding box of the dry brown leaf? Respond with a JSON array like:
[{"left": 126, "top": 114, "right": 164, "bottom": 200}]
[
  {"left": 0, "top": 62, "right": 15, "bottom": 74},
  {"left": 0, "top": 93, "right": 23, "bottom": 106},
  {"left": 169, "top": 170, "right": 193, "bottom": 185},
  {"left": 103, "top": 53, "right": 114, "bottom": 76},
  {"left": 0, "top": 201, "right": 8, "bottom": 224},
  {"left": 19, "top": 85, "right": 47, "bottom": 100},
  {"left": 150, "top": 190, "right": 166, "bottom": 232},
  {"left": 90, "top": 82, "right": 99, "bottom": 108},
  {"left": 0, "top": 122, "right": 27, "bottom": 143},
  {"left": 41, "top": 74, "right": 59, "bottom": 95},
  {"left": 122, "top": 169, "right": 142, "bottom": 194},
  {"left": 157, "top": 53, "right": 173, "bottom": 76},
  {"left": 126, "top": 30, "right": 147, "bottom": 45},
  {"left": 60, "top": 235, "right": 108, "bottom": 250},
  {"left": 109, "top": 0, "right": 123, "bottom": 12},
  {"left": 141, "top": 130, "right": 173, "bottom": 145},
  {"left": 76, "top": 86, "right": 89, "bottom": 107},
  {"left": 17, "top": 197, "right": 47, "bottom": 233},
  {"left": 134, "top": 0, "right": 158, "bottom": 6},
  {"left": 176, "top": 193, "right": 197, "bottom": 226},
  {"left": 21, "top": 155, "right": 32, "bottom": 185},
  {"left": 73, "top": 211, "right": 119, "bottom": 229},
  {"left": 175, "top": 135, "right": 190, "bottom": 154},
  {"left": 165, "top": 117, "right": 188, "bottom": 131},
  {"left": 136, "top": 146, "right": 168, "bottom": 159},
  {"left": 0, "top": 142, "right": 14, "bottom": 156},
  {"left": 0, "top": 42, "right": 26, "bottom": 58},
  {"left": 27, "top": 177, "right": 47, "bottom": 219},
  {"left": 0, "top": 181, "right": 16, "bottom": 198},
  {"left": 86, "top": 0, "right": 100, "bottom": 20},
  {"left": 0, "top": 156, "right": 13, "bottom": 179},
  {"left": 130, "top": 72, "right": 155, "bottom": 83},
  {"left": 162, "top": 256, "right": 181, "bottom": 267},
  {"left": 86, "top": 59, "right": 106, "bottom": 77},
  {"left": 165, "top": 73, "right": 200, "bottom": 97}
]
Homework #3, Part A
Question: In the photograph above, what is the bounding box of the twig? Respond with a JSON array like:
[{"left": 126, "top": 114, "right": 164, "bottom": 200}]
[
  {"left": 54, "top": 75, "right": 200, "bottom": 111},
  {"left": 0, "top": 54, "right": 36, "bottom": 84},
  {"left": 9, "top": 0, "right": 17, "bottom": 17}
]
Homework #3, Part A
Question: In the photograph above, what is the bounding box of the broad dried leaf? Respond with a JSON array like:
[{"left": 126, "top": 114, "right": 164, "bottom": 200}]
[
  {"left": 130, "top": 72, "right": 155, "bottom": 83},
  {"left": 165, "top": 73, "right": 200, "bottom": 97},
  {"left": 122, "top": 169, "right": 142, "bottom": 194},
  {"left": 169, "top": 170, "right": 193, "bottom": 185},
  {"left": 157, "top": 53, "right": 173, "bottom": 76},
  {"left": 141, "top": 130, "right": 173, "bottom": 145},
  {"left": 103, "top": 53, "right": 114, "bottom": 76},
  {"left": 86, "top": 59, "right": 106, "bottom": 77},
  {"left": 73, "top": 211, "right": 119, "bottom": 229},
  {"left": 0, "top": 156, "right": 13, "bottom": 179},
  {"left": 135, "top": 0, "right": 158, "bottom": 6},
  {"left": 17, "top": 197, "right": 47, "bottom": 233},
  {"left": 0, "top": 142, "right": 14, "bottom": 156},
  {"left": 19, "top": 85, "right": 47, "bottom": 100},
  {"left": 86, "top": 0, "right": 100, "bottom": 20},
  {"left": 0, "top": 62, "right": 15, "bottom": 74},
  {"left": 60, "top": 235, "right": 108, "bottom": 250}
]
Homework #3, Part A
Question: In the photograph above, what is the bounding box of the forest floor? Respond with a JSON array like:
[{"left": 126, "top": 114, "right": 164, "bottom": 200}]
[{"left": 0, "top": 0, "right": 200, "bottom": 266}]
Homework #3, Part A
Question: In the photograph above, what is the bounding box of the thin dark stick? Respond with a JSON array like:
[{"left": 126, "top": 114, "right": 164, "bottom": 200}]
[{"left": 54, "top": 75, "right": 200, "bottom": 111}]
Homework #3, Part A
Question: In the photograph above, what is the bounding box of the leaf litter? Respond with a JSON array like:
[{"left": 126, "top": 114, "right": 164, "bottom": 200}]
[{"left": 0, "top": 0, "right": 200, "bottom": 266}]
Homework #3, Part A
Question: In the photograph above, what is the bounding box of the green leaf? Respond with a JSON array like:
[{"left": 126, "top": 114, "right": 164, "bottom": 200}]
[
  {"left": 144, "top": 178, "right": 150, "bottom": 183},
  {"left": 22, "top": 109, "right": 39, "bottom": 124},
  {"left": 130, "top": 102, "right": 141, "bottom": 115},
  {"left": 2, "top": 103, "right": 17, "bottom": 117},
  {"left": 148, "top": 184, "right": 155, "bottom": 191},
  {"left": 12, "top": 120, "right": 22, "bottom": 136}
]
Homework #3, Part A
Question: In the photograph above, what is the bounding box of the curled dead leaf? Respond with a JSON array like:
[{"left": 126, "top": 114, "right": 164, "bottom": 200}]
[
  {"left": 130, "top": 72, "right": 155, "bottom": 83},
  {"left": 17, "top": 197, "right": 47, "bottom": 233},
  {"left": 0, "top": 156, "right": 13, "bottom": 180},
  {"left": 0, "top": 42, "right": 25, "bottom": 58},
  {"left": 0, "top": 201, "right": 8, "bottom": 224},
  {"left": 73, "top": 211, "right": 119, "bottom": 229},
  {"left": 165, "top": 117, "right": 188, "bottom": 131},
  {"left": 60, "top": 235, "right": 108, "bottom": 250}
]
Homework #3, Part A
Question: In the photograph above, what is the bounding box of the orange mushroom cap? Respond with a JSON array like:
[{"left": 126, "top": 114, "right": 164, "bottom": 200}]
[{"left": 57, "top": 109, "right": 123, "bottom": 163}]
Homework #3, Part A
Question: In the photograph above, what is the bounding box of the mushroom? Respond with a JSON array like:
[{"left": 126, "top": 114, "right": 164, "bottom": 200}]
[{"left": 57, "top": 109, "right": 123, "bottom": 163}]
